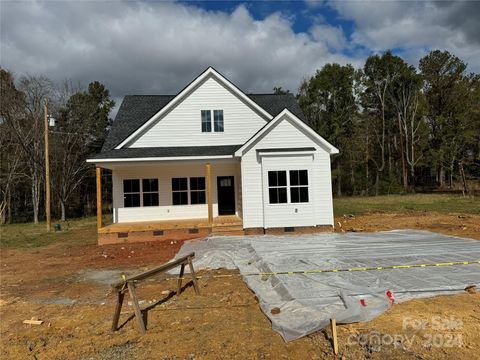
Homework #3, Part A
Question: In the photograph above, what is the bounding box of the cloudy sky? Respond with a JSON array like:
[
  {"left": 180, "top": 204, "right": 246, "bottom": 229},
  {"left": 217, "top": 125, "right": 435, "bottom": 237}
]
[{"left": 1, "top": 0, "right": 479, "bottom": 115}]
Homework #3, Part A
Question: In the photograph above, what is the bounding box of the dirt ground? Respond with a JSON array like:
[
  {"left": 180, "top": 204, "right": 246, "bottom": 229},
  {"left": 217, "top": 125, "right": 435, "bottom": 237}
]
[{"left": 1, "top": 212, "right": 479, "bottom": 359}]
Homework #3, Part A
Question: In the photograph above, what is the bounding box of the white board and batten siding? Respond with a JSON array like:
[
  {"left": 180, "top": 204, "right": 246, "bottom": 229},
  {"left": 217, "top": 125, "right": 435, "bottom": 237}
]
[
  {"left": 241, "top": 114, "right": 334, "bottom": 229},
  {"left": 112, "top": 160, "right": 241, "bottom": 223},
  {"left": 126, "top": 76, "right": 268, "bottom": 148}
]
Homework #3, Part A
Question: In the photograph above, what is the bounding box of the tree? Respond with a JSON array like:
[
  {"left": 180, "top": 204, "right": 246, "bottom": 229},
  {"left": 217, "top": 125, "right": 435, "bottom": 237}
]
[
  {"left": 298, "top": 63, "right": 358, "bottom": 195},
  {"left": 50, "top": 81, "right": 115, "bottom": 220},
  {"left": 4, "top": 74, "right": 54, "bottom": 223},
  {"left": 273, "top": 86, "right": 290, "bottom": 95},
  {"left": 389, "top": 63, "right": 426, "bottom": 191},
  {"left": 419, "top": 50, "right": 468, "bottom": 188},
  {"left": 0, "top": 70, "right": 25, "bottom": 224},
  {"left": 361, "top": 51, "right": 404, "bottom": 194}
]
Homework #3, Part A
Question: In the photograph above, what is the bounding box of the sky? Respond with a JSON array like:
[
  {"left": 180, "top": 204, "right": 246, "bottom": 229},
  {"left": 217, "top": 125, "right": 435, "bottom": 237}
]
[{"left": 1, "top": 0, "right": 480, "bottom": 116}]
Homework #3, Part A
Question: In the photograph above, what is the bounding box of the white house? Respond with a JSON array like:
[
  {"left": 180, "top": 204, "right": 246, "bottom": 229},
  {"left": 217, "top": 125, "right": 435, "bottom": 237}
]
[{"left": 87, "top": 67, "right": 338, "bottom": 244}]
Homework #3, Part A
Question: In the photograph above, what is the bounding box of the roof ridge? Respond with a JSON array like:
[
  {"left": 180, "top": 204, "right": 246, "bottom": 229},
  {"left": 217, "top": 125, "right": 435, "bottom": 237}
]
[
  {"left": 125, "top": 94, "right": 176, "bottom": 97},
  {"left": 248, "top": 93, "right": 292, "bottom": 96},
  {"left": 124, "top": 93, "right": 291, "bottom": 97}
]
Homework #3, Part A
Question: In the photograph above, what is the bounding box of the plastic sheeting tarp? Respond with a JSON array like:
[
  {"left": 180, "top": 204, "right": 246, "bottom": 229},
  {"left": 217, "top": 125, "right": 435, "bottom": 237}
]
[{"left": 173, "top": 230, "right": 480, "bottom": 341}]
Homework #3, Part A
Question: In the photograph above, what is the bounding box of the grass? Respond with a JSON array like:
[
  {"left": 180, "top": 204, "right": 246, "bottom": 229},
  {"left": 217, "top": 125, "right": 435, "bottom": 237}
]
[
  {"left": 0, "top": 216, "right": 102, "bottom": 248},
  {"left": 334, "top": 193, "right": 479, "bottom": 216},
  {"left": 1, "top": 194, "right": 478, "bottom": 248}
]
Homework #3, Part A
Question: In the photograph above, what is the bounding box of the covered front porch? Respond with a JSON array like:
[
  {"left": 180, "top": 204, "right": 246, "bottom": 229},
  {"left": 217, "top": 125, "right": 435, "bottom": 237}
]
[{"left": 94, "top": 158, "right": 243, "bottom": 245}]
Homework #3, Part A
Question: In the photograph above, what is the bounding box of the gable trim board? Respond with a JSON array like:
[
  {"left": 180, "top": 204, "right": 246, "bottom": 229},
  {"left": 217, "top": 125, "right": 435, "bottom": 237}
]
[
  {"left": 115, "top": 67, "right": 273, "bottom": 149},
  {"left": 234, "top": 109, "right": 339, "bottom": 157}
]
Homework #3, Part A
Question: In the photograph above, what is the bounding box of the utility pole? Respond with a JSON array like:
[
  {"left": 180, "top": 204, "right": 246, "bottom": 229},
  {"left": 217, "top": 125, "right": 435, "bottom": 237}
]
[{"left": 44, "top": 99, "right": 51, "bottom": 232}]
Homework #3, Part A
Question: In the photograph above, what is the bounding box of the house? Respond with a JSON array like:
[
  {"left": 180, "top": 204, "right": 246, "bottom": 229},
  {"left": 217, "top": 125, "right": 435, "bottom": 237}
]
[{"left": 87, "top": 67, "right": 338, "bottom": 245}]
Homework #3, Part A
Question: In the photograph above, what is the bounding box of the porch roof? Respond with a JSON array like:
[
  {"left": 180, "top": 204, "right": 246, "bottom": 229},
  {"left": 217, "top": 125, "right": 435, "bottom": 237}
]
[{"left": 87, "top": 144, "right": 242, "bottom": 162}]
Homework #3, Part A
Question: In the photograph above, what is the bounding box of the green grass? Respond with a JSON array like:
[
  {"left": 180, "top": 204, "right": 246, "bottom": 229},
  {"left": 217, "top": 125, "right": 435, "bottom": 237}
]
[
  {"left": 334, "top": 193, "right": 479, "bottom": 216},
  {"left": 0, "top": 216, "right": 103, "bottom": 248}
]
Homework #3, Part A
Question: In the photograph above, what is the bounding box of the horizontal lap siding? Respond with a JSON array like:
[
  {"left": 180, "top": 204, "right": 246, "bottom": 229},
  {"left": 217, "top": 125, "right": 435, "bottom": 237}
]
[
  {"left": 129, "top": 77, "right": 267, "bottom": 148},
  {"left": 112, "top": 160, "right": 240, "bottom": 223},
  {"left": 241, "top": 115, "right": 334, "bottom": 228},
  {"left": 262, "top": 155, "right": 315, "bottom": 228}
]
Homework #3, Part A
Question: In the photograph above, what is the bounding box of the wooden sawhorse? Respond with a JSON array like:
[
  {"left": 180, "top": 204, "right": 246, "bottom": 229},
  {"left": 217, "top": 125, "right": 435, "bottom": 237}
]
[{"left": 111, "top": 252, "right": 200, "bottom": 334}]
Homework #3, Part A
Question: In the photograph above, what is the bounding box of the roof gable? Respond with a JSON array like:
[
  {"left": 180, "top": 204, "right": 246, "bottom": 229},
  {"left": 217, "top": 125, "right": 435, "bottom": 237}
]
[
  {"left": 235, "top": 109, "right": 339, "bottom": 156},
  {"left": 102, "top": 69, "right": 309, "bottom": 152},
  {"left": 114, "top": 67, "right": 273, "bottom": 149}
]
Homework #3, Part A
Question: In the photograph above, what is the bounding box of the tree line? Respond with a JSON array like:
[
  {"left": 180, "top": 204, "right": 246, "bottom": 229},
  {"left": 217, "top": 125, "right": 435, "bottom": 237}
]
[
  {"left": 297, "top": 50, "right": 480, "bottom": 196},
  {"left": 1, "top": 70, "right": 114, "bottom": 224},
  {"left": 1, "top": 49, "right": 479, "bottom": 224}
]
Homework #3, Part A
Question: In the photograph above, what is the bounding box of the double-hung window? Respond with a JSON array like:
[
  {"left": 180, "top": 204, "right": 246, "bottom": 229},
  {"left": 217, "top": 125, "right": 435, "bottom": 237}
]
[
  {"left": 172, "top": 178, "right": 188, "bottom": 205},
  {"left": 201, "top": 110, "right": 211, "bottom": 132},
  {"left": 201, "top": 110, "right": 224, "bottom": 132},
  {"left": 213, "top": 110, "right": 224, "bottom": 132},
  {"left": 123, "top": 179, "right": 141, "bottom": 207},
  {"left": 268, "top": 171, "right": 288, "bottom": 204},
  {"left": 289, "top": 170, "right": 309, "bottom": 203},
  {"left": 190, "top": 177, "right": 206, "bottom": 204},
  {"left": 142, "top": 179, "right": 159, "bottom": 206}
]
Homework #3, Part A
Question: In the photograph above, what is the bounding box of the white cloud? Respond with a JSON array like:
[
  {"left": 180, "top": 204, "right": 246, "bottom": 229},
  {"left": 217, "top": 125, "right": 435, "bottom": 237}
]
[
  {"left": 2, "top": 0, "right": 478, "bottom": 118},
  {"left": 329, "top": 1, "right": 480, "bottom": 72},
  {"left": 0, "top": 0, "right": 357, "bottom": 111},
  {"left": 311, "top": 24, "right": 347, "bottom": 51}
]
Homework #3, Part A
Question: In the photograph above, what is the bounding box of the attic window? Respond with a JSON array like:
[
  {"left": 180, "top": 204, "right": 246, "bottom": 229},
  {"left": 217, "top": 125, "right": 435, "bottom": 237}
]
[
  {"left": 201, "top": 110, "right": 224, "bottom": 133},
  {"left": 213, "top": 110, "right": 224, "bottom": 132},
  {"left": 201, "top": 110, "right": 211, "bottom": 132}
]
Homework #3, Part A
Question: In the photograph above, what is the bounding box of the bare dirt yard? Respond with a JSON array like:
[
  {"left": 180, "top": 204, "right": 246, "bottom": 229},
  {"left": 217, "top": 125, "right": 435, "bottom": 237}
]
[{"left": 1, "top": 196, "right": 479, "bottom": 359}]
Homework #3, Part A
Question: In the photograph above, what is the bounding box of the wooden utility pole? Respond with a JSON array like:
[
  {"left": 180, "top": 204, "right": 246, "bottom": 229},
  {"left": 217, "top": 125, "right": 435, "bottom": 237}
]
[{"left": 44, "top": 99, "right": 51, "bottom": 232}]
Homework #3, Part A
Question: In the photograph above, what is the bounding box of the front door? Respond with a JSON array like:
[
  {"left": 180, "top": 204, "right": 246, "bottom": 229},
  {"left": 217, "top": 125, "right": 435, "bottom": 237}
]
[{"left": 217, "top": 176, "right": 235, "bottom": 215}]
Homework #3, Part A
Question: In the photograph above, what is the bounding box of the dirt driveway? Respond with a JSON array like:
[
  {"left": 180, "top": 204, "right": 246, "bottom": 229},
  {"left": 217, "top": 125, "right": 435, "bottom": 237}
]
[{"left": 1, "top": 212, "right": 479, "bottom": 359}]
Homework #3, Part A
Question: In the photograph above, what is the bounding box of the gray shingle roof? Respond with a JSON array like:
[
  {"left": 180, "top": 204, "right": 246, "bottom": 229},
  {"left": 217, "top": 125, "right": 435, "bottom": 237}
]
[
  {"left": 90, "top": 145, "right": 242, "bottom": 160},
  {"left": 101, "top": 93, "right": 306, "bottom": 152}
]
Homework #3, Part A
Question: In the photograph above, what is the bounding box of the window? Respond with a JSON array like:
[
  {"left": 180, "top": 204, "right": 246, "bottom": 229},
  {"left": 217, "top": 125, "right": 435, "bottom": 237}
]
[
  {"left": 201, "top": 110, "right": 211, "bottom": 132},
  {"left": 213, "top": 110, "right": 224, "bottom": 132},
  {"left": 190, "top": 177, "right": 206, "bottom": 204},
  {"left": 268, "top": 171, "right": 287, "bottom": 204},
  {"left": 201, "top": 110, "right": 224, "bottom": 132},
  {"left": 172, "top": 178, "right": 188, "bottom": 205},
  {"left": 123, "top": 179, "right": 159, "bottom": 207},
  {"left": 290, "top": 170, "right": 309, "bottom": 203},
  {"left": 123, "top": 179, "right": 140, "bottom": 207},
  {"left": 142, "top": 179, "right": 159, "bottom": 206}
]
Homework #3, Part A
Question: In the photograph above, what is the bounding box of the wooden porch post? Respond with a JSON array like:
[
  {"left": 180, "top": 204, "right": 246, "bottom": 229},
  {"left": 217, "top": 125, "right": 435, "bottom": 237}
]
[
  {"left": 206, "top": 163, "right": 213, "bottom": 224},
  {"left": 96, "top": 167, "right": 102, "bottom": 230}
]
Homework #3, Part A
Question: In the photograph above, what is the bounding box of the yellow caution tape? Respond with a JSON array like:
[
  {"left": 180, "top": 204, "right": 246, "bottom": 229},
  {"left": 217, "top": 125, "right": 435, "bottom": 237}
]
[{"left": 157, "top": 260, "right": 480, "bottom": 281}]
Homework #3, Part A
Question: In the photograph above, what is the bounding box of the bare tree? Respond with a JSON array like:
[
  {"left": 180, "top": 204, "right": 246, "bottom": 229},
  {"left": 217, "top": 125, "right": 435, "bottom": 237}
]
[
  {"left": 12, "top": 75, "right": 53, "bottom": 223},
  {"left": 390, "top": 68, "right": 425, "bottom": 190},
  {"left": 0, "top": 70, "right": 25, "bottom": 223}
]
